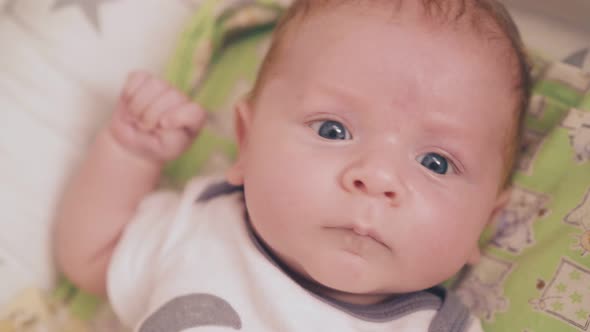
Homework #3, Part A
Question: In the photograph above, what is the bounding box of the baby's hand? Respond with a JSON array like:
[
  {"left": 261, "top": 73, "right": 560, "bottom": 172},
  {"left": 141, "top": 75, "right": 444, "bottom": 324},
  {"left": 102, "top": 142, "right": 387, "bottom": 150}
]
[{"left": 109, "top": 71, "right": 206, "bottom": 164}]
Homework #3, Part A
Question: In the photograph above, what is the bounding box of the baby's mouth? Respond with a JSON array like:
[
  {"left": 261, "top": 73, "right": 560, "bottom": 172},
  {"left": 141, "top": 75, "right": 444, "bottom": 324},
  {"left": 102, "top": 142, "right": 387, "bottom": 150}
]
[{"left": 324, "top": 226, "right": 390, "bottom": 251}]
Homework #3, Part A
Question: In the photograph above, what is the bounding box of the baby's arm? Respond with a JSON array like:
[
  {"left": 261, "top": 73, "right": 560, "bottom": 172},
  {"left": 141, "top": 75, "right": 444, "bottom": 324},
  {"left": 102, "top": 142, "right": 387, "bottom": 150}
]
[{"left": 54, "top": 72, "right": 206, "bottom": 296}]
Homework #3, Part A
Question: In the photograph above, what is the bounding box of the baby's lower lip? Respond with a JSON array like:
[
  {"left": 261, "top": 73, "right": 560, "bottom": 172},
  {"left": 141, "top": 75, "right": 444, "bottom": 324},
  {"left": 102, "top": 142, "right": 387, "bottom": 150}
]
[{"left": 325, "top": 227, "right": 390, "bottom": 250}]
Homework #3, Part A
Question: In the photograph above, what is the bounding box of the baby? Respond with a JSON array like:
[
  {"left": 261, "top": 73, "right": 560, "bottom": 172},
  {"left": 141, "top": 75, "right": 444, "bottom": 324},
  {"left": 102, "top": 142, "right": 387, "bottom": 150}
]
[{"left": 55, "top": 0, "right": 531, "bottom": 331}]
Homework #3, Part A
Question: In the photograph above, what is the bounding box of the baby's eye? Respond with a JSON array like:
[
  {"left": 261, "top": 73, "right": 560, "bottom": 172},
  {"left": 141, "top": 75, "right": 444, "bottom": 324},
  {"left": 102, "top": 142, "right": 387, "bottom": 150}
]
[
  {"left": 417, "top": 152, "right": 450, "bottom": 175},
  {"left": 310, "top": 120, "right": 352, "bottom": 140}
]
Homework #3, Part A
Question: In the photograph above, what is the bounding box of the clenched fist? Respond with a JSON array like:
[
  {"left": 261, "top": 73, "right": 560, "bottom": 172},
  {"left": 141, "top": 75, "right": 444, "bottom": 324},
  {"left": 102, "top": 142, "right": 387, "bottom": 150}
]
[{"left": 109, "top": 71, "right": 206, "bottom": 164}]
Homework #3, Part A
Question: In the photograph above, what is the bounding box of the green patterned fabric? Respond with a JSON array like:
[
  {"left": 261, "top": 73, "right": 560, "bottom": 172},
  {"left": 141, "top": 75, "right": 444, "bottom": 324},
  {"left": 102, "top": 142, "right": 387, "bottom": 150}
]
[{"left": 59, "top": 2, "right": 590, "bottom": 331}]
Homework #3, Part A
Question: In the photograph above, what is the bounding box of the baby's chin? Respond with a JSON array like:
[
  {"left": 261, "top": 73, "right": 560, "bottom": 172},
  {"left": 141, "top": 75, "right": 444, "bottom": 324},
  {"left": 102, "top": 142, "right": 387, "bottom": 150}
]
[
  {"left": 304, "top": 267, "right": 394, "bottom": 305},
  {"left": 301, "top": 251, "right": 394, "bottom": 297}
]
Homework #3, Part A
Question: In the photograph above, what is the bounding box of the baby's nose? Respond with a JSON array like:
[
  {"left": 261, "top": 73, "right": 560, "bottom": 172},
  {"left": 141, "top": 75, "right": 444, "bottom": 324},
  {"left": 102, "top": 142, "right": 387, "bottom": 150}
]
[{"left": 341, "top": 166, "right": 401, "bottom": 205}]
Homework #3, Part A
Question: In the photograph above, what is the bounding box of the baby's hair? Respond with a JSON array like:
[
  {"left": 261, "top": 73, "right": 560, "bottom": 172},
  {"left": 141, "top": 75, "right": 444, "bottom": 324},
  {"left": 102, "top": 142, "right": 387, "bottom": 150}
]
[{"left": 250, "top": 0, "right": 532, "bottom": 189}]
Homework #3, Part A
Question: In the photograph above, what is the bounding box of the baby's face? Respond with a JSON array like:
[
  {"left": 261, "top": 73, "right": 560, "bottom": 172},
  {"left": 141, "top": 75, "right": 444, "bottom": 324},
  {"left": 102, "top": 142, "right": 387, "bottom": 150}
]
[{"left": 228, "top": 5, "right": 514, "bottom": 304}]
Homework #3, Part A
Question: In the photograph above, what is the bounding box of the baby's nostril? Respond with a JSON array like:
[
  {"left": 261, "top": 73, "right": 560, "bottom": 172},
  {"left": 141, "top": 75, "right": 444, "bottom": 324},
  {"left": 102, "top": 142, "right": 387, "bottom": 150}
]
[
  {"left": 354, "top": 180, "right": 366, "bottom": 191},
  {"left": 385, "top": 191, "right": 395, "bottom": 199}
]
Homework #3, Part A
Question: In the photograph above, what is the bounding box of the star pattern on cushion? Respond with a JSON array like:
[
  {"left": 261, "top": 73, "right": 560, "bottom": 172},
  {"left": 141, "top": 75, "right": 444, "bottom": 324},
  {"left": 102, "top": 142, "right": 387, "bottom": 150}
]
[
  {"left": 51, "top": 0, "right": 119, "bottom": 32},
  {"left": 564, "top": 48, "right": 589, "bottom": 69}
]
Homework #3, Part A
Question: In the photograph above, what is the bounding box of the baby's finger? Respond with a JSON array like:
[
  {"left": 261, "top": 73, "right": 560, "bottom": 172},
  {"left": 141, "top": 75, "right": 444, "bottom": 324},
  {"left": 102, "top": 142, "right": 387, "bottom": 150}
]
[
  {"left": 128, "top": 78, "right": 170, "bottom": 117},
  {"left": 139, "top": 90, "right": 188, "bottom": 131},
  {"left": 162, "top": 103, "right": 207, "bottom": 136},
  {"left": 110, "top": 107, "right": 138, "bottom": 146},
  {"left": 122, "top": 71, "right": 151, "bottom": 101},
  {"left": 153, "top": 130, "right": 194, "bottom": 161}
]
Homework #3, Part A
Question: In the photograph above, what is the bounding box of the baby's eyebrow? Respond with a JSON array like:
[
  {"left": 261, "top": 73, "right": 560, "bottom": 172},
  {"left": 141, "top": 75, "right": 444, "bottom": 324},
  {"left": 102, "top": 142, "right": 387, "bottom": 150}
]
[
  {"left": 421, "top": 117, "right": 466, "bottom": 136},
  {"left": 301, "top": 82, "right": 366, "bottom": 109},
  {"left": 419, "top": 104, "right": 485, "bottom": 134},
  {"left": 419, "top": 117, "right": 476, "bottom": 154}
]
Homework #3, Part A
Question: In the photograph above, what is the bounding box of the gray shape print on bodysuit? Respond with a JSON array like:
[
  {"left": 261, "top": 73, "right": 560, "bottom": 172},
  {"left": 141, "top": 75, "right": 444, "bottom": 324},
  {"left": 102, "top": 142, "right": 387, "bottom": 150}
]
[{"left": 139, "top": 294, "right": 242, "bottom": 331}]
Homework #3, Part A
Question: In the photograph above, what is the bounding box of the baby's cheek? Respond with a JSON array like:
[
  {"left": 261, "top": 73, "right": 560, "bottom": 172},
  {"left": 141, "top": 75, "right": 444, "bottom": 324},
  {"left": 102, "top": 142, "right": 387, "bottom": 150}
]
[
  {"left": 412, "top": 221, "right": 477, "bottom": 274},
  {"left": 412, "top": 198, "right": 483, "bottom": 249}
]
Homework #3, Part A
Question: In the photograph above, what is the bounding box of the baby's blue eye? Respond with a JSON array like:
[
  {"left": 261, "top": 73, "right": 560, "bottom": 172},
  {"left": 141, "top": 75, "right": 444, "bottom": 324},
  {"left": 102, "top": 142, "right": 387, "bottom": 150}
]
[
  {"left": 312, "top": 120, "right": 352, "bottom": 140},
  {"left": 418, "top": 153, "right": 449, "bottom": 175}
]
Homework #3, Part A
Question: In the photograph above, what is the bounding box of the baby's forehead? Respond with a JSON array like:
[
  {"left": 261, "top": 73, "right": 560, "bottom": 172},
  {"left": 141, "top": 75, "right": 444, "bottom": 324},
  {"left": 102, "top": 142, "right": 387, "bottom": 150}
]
[
  {"left": 264, "top": 6, "right": 517, "bottom": 112},
  {"left": 273, "top": 1, "right": 516, "bottom": 75}
]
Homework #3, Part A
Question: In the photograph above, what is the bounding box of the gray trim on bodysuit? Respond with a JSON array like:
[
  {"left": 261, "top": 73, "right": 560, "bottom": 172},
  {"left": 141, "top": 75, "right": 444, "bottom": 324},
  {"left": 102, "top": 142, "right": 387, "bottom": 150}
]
[{"left": 195, "top": 181, "right": 472, "bottom": 332}]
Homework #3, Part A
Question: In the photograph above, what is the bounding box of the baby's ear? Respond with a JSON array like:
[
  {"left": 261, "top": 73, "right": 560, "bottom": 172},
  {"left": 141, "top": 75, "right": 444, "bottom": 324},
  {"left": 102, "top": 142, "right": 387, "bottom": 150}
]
[{"left": 226, "top": 100, "right": 254, "bottom": 186}]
